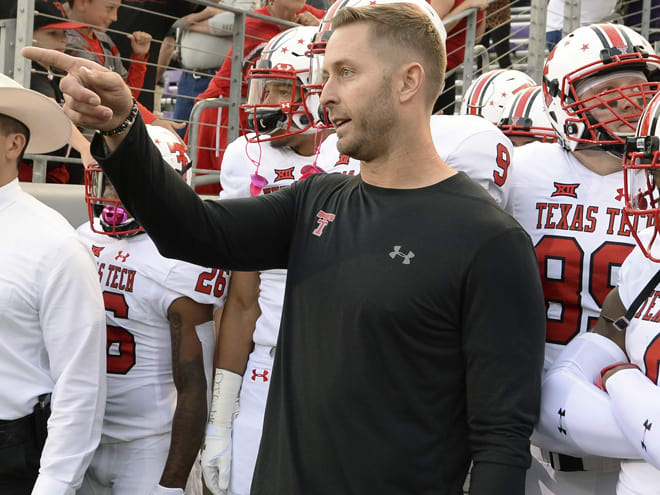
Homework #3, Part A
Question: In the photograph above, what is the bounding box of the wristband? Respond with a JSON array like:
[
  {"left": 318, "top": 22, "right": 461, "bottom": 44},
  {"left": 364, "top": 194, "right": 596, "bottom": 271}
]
[{"left": 99, "top": 97, "right": 138, "bottom": 136}]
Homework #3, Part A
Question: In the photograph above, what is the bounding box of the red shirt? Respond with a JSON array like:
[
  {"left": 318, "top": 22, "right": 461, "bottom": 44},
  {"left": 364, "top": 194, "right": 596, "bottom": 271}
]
[
  {"left": 191, "top": 5, "right": 325, "bottom": 194},
  {"left": 444, "top": 0, "right": 484, "bottom": 70}
]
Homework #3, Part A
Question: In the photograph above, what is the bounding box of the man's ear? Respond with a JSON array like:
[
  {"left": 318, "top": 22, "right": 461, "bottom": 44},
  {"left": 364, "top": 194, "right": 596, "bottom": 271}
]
[
  {"left": 397, "top": 62, "right": 425, "bottom": 105},
  {"left": 4, "top": 133, "right": 27, "bottom": 161}
]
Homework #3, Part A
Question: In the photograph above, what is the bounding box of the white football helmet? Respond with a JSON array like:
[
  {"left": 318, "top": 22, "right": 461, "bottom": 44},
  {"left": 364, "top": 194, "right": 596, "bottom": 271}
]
[
  {"left": 542, "top": 22, "right": 660, "bottom": 154},
  {"left": 242, "top": 26, "right": 318, "bottom": 141},
  {"left": 304, "top": 0, "right": 447, "bottom": 126},
  {"left": 498, "top": 85, "right": 557, "bottom": 143},
  {"left": 622, "top": 90, "right": 660, "bottom": 262},
  {"left": 459, "top": 69, "right": 536, "bottom": 125},
  {"left": 85, "top": 125, "right": 192, "bottom": 237}
]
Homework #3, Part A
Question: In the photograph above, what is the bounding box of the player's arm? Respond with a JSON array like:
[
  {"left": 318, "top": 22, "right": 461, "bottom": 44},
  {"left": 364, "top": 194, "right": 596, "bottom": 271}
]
[
  {"left": 157, "top": 296, "right": 214, "bottom": 492},
  {"left": 532, "top": 330, "right": 640, "bottom": 459},
  {"left": 603, "top": 363, "right": 660, "bottom": 469},
  {"left": 202, "top": 271, "right": 260, "bottom": 495}
]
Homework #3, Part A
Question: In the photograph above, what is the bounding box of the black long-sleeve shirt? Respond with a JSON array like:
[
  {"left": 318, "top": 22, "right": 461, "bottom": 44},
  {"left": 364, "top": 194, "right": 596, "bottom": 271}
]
[{"left": 93, "top": 117, "right": 546, "bottom": 495}]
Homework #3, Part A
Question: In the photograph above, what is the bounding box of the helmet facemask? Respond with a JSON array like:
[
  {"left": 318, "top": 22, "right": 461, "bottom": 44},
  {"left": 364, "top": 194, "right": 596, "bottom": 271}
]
[
  {"left": 84, "top": 166, "right": 143, "bottom": 238},
  {"left": 623, "top": 135, "right": 660, "bottom": 262},
  {"left": 242, "top": 63, "right": 314, "bottom": 142},
  {"left": 560, "top": 64, "right": 660, "bottom": 154}
]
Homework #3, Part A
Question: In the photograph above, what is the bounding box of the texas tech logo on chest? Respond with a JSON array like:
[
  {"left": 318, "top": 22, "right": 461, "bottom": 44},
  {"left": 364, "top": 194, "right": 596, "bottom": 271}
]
[{"left": 312, "top": 210, "right": 336, "bottom": 237}]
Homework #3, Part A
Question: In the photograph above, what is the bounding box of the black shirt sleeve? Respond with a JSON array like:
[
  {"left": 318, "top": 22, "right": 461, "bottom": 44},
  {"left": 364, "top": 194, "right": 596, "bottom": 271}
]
[
  {"left": 91, "top": 116, "right": 296, "bottom": 271},
  {"left": 461, "top": 227, "right": 546, "bottom": 494}
]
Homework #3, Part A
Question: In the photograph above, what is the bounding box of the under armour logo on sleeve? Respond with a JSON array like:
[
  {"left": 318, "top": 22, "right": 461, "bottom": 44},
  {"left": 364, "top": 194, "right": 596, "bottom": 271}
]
[
  {"left": 313, "top": 210, "right": 336, "bottom": 237},
  {"left": 389, "top": 246, "right": 415, "bottom": 264}
]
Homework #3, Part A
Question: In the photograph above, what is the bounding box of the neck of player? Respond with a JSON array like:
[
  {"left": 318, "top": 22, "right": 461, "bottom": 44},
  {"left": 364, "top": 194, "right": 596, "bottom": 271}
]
[{"left": 572, "top": 148, "right": 624, "bottom": 176}]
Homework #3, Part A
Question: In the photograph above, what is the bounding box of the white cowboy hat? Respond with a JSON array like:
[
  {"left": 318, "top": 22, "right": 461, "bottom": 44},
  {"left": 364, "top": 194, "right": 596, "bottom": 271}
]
[{"left": 0, "top": 73, "right": 72, "bottom": 153}]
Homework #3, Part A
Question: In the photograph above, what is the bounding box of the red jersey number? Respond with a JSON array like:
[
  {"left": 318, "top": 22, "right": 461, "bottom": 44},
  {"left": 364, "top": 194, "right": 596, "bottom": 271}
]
[
  {"left": 103, "top": 291, "right": 136, "bottom": 374},
  {"left": 195, "top": 268, "right": 228, "bottom": 298},
  {"left": 535, "top": 236, "right": 633, "bottom": 345},
  {"left": 493, "top": 143, "right": 511, "bottom": 187}
]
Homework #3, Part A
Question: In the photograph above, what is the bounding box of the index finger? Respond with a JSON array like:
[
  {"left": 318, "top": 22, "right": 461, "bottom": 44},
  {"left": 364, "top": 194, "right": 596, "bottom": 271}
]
[{"left": 21, "top": 46, "right": 108, "bottom": 74}]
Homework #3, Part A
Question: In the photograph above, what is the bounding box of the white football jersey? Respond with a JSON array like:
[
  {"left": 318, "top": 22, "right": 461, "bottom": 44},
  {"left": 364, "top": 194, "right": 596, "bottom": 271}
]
[
  {"left": 430, "top": 114, "right": 513, "bottom": 206},
  {"left": 220, "top": 135, "right": 359, "bottom": 346},
  {"left": 506, "top": 142, "right": 652, "bottom": 369},
  {"left": 77, "top": 222, "right": 229, "bottom": 441}
]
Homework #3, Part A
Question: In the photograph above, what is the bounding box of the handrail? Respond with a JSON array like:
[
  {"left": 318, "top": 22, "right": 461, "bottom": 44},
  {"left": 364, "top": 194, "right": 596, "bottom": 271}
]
[{"left": 188, "top": 97, "right": 230, "bottom": 188}]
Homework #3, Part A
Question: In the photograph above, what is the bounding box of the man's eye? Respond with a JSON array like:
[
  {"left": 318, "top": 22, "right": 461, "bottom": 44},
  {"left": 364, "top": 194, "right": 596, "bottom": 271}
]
[{"left": 342, "top": 68, "right": 353, "bottom": 77}]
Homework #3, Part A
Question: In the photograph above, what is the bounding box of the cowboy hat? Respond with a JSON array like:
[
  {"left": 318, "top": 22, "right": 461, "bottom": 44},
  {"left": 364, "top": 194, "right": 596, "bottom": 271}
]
[{"left": 0, "top": 73, "right": 72, "bottom": 153}]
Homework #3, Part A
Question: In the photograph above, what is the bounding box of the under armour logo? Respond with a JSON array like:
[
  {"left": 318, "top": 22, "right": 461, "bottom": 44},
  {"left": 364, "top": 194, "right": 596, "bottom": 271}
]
[
  {"left": 115, "top": 251, "right": 130, "bottom": 262},
  {"left": 389, "top": 245, "right": 414, "bottom": 264},
  {"left": 615, "top": 188, "right": 625, "bottom": 202},
  {"left": 91, "top": 245, "right": 105, "bottom": 257},
  {"left": 642, "top": 419, "right": 652, "bottom": 451},
  {"left": 313, "top": 210, "right": 336, "bottom": 237},
  {"left": 251, "top": 369, "right": 269, "bottom": 382},
  {"left": 557, "top": 408, "right": 567, "bottom": 435}
]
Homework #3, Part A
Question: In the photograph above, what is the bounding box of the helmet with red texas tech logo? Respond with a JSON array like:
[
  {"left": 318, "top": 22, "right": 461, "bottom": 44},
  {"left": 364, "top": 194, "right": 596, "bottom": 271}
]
[
  {"left": 304, "top": 0, "right": 447, "bottom": 126},
  {"left": 622, "top": 91, "right": 660, "bottom": 262},
  {"left": 543, "top": 22, "right": 660, "bottom": 154},
  {"left": 242, "top": 26, "right": 318, "bottom": 141},
  {"left": 498, "top": 85, "right": 557, "bottom": 143},
  {"left": 459, "top": 69, "right": 535, "bottom": 125},
  {"left": 84, "top": 125, "right": 192, "bottom": 237}
]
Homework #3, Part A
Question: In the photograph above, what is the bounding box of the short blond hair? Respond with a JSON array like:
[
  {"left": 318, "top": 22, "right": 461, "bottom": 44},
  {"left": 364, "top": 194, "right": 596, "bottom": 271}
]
[{"left": 331, "top": 3, "right": 446, "bottom": 108}]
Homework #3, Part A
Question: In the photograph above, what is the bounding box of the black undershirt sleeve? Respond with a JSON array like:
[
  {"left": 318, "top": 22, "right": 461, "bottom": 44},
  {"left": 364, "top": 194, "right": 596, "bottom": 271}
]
[
  {"left": 461, "top": 228, "right": 546, "bottom": 495},
  {"left": 91, "top": 115, "right": 296, "bottom": 271}
]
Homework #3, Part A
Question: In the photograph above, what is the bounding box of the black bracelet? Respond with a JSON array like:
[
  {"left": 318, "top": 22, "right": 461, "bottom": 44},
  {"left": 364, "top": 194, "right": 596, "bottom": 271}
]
[{"left": 98, "top": 97, "right": 139, "bottom": 136}]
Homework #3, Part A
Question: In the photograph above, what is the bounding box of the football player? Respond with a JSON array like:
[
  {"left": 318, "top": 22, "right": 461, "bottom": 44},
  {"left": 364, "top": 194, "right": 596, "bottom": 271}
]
[
  {"left": 77, "top": 125, "right": 230, "bottom": 495},
  {"left": 502, "top": 22, "right": 660, "bottom": 495},
  {"left": 459, "top": 68, "right": 536, "bottom": 125},
  {"left": 536, "top": 90, "right": 660, "bottom": 494},
  {"left": 200, "top": 25, "right": 360, "bottom": 495},
  {"left": 497, "top": 85, "right": 557, "bottom": 146}
]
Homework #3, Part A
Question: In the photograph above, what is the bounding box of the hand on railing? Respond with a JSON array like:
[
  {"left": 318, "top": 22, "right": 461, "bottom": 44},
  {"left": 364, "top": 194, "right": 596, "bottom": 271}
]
[
  {"left": 294, "top": 11, "right": 322, "bottom": 26},
  {"left": 127, "top": 31, "right": 153, "bottom": 59}
]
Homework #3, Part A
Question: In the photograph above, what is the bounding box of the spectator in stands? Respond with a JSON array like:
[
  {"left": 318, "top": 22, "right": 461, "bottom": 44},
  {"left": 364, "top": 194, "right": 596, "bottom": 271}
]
[
  {"left": 430, "top": 0, "right": 487, "bottom": 114},
  {"left": 64, "top": 0, "right": 185, "bottom": 140},
  {"left": 107, "top": 0, "right": 197, "bottom": 111},
  {"left": 546, "top": 0, "right": 618, "bottom": 51},
  {"left": 479, "top": 0, "right": 512, "bottom": 69},
  {"left": 191, "top": 0, "right": 324, "bottom": 195},
  {"left": 65, "top": 0, "right": 151, "bottom": 100}
]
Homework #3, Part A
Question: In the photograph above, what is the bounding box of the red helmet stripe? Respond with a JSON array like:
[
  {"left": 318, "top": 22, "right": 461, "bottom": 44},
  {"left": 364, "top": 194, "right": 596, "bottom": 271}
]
[
  {"left": 468, "top": 69, "right": 504, "bottom": 115},
  {"left": 512, "top": 87, "right": 534, "bottom": 119},
  {"left": 594, "top": 23, "right": 633, "bottom": 54}
]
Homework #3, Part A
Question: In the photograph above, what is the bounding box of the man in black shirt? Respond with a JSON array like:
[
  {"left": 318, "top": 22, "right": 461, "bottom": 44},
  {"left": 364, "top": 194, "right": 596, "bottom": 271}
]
[{"left": 23, "top": 4, "right": 546, "bottom": 494}]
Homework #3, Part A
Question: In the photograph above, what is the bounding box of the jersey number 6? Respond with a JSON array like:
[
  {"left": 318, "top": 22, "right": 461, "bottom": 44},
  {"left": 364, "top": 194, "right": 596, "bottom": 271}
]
[{"left": 103, "top": 291, "right": 136, "bottom": 374}]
